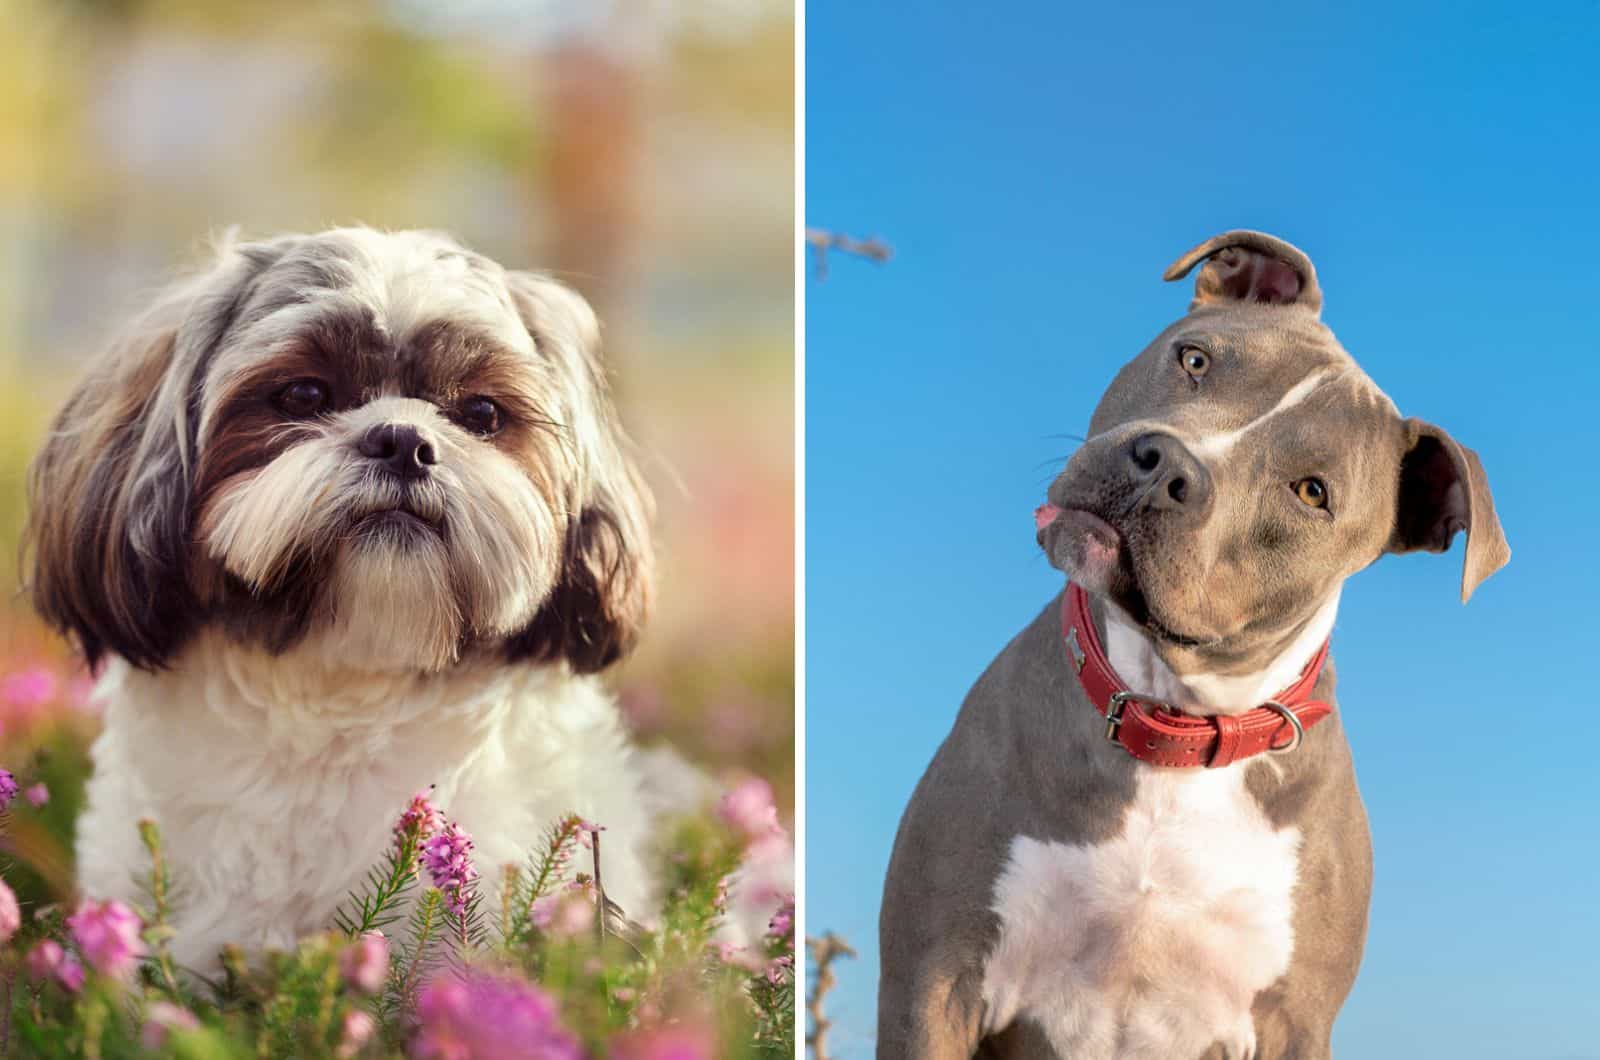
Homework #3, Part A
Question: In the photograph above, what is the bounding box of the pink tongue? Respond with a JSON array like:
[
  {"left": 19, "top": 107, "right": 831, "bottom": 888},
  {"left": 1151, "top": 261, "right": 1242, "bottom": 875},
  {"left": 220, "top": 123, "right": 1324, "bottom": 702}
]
[{"left": 1034, "top": 503, "right": 1062, "bottom": 532}]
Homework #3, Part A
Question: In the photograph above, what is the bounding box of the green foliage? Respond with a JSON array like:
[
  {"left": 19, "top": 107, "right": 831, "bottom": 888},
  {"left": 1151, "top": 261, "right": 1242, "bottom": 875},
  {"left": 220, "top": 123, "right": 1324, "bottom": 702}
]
[
  {"left": 500, "top": 814, "right": 585, "bottom": 951},
  {"left": 383, "top": 887, "right": 443, "bottom": 1030},
  {"left": 331, "top": 825, "right": 424, "bottom": 940},
  {"left": 3, "top": 800, "right": 793, "bottom": 1058},
  {"left": 252, "top": 938, "right": 345, "bottom": 1058},
  {"left": 135, "top": 820, "right": 183, "bottom": 1000}
]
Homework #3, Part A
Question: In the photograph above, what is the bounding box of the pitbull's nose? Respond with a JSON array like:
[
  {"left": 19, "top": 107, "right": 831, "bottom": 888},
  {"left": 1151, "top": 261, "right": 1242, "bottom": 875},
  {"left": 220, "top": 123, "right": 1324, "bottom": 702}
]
[
  {"left": 1128, "top": 433, "right": 1211, "bottom": 513},
  {"left": 358, "top": 423, "right": 438, "bottom": 480}
]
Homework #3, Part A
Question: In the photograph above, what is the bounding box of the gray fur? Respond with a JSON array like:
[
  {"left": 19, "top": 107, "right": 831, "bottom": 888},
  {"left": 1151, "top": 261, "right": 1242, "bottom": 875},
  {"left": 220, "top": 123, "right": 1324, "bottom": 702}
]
[{"left": 879, "top": 230, "right": 1506, "bottom": 1058}]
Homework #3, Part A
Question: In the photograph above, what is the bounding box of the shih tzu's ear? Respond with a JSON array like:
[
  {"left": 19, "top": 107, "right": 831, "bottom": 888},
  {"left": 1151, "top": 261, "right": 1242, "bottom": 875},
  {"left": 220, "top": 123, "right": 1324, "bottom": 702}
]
[
  {"left": 23, "top": 236, "right": 282, "bottom": 668},
  {"left": 503, "top": 271, "right": 655, "bottom": 673}
]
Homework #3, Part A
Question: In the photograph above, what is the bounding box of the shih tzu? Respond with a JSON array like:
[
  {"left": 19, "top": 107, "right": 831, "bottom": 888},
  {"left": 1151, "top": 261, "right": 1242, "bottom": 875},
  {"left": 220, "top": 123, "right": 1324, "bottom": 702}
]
[{"left": 24, "top": 227, "right": 682, "bottom": 969}]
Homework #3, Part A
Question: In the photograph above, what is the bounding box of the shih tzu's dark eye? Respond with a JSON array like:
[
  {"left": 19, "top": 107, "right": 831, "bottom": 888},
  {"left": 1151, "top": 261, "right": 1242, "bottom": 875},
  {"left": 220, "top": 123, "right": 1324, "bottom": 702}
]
[
  {"left": 1178, "top": 346, "right": 1211, "bottom": 380},
  {"left": 275, "top": 379, "right": 330, "bottom": 417},
  {"left": 457, "top": 396, "right": 503, "bottom": 436}
]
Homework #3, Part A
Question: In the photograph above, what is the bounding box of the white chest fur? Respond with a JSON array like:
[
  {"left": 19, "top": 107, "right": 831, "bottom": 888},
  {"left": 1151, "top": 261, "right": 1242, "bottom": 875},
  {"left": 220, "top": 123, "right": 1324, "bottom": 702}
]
[
  {"left": 74, "top": 631, "right": 651, "bottom": 970},
  {"left": 980, "top": 766, "right": 1300, "bottom": 1059}
]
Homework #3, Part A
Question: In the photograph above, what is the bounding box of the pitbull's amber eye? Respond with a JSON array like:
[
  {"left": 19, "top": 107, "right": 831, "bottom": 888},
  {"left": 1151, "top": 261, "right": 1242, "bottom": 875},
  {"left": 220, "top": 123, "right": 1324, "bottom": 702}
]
[
  {"left": 1178, "top": 346, "right": 1211, "bottom": 380},
  {"left": 275, "top": 379, "right": 330, "bottom": 418},
  {"left": 1293, "top": 477, "right": 1329, "bottom": 509}
]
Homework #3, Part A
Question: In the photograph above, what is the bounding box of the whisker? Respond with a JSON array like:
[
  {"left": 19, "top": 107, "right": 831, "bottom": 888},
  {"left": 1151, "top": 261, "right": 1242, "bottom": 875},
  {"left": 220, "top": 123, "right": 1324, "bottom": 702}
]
[
  {"left": 523, "top": 417, "right": 573, "bottom": 437},
  {"left": 640, "top": 449, "right": 690, "bottom": 501},
  {"left": 523, "top": 417, "right": 580, "bottom": 462}
]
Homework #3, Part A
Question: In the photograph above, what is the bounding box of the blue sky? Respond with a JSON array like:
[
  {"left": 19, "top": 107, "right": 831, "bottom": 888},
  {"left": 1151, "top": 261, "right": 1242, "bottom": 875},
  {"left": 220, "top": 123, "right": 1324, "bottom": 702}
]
[{"left": 805, "top": 3, "right": 1598, "bottom": 1057}]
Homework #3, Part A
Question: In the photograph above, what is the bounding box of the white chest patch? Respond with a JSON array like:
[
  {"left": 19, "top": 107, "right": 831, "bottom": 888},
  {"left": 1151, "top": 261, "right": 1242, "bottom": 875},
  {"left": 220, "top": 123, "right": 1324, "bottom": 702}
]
[{"left": 980, "top": 767, "right": 1300, "bottom": 1060}]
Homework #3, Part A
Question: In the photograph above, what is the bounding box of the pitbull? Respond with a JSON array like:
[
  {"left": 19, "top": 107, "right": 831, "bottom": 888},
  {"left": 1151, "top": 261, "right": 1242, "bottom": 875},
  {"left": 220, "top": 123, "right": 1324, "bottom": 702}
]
[{"left": 878, "top": 230, "right": 1509, "bottom": 1060}]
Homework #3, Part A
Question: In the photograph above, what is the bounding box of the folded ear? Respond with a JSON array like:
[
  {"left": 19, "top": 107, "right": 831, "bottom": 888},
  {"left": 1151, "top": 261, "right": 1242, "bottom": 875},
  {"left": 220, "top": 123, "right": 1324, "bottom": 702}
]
[
  {"left": 23, "top": 237, "right": 280, "bottom": 668},
  {"left": 502, "top": 271, "right": 655, "bottom": 673},
  {"left": 1389, "top": 419, "right": 1510, "bottom": 602},
  {"left": 1163, "top": 230, "right": 1323, "bottom": 316}
]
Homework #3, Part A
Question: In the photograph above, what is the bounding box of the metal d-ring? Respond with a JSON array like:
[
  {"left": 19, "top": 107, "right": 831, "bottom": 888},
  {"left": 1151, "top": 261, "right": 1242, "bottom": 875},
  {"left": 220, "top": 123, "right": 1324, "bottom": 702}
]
[{"left": 1261, "top": 700, "right": 1304, "bottom": 754}]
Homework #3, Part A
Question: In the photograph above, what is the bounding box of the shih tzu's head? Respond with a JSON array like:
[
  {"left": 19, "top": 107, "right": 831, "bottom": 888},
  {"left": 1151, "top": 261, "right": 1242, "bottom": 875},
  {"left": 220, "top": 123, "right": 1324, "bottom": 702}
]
[{"left": 25, "top": 227, "right": 653, "bottom": 674}]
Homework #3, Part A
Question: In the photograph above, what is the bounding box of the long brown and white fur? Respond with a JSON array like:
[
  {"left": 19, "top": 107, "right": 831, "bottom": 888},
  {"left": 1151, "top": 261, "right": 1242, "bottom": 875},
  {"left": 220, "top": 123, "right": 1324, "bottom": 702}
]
[{"left": 25, "top": 227, "right": 674, "bottom": 970}]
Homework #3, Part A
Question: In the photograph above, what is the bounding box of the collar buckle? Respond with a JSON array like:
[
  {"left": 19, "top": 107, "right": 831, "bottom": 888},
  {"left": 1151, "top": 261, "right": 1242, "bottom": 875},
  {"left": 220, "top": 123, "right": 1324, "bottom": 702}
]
[
  {"left": 1105, "top": 689, "right": 1173, "bottom": 747},
  {"left": 1104, "top": 691, "right": 1135, "bottom": 743},
  {"left": 1066, "top": 583, "right": 1330, "bottom": 768}
]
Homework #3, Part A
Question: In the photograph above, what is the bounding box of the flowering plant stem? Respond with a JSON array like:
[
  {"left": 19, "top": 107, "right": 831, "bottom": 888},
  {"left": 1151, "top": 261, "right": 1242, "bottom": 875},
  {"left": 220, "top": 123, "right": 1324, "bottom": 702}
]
[
  {"left": 590, "top": 828, "right": 608, "bottom": 947},
  {"left": 335, "top": 826, "right": 425, "bottom": 938},
  {"left": 5, "top": 783, "right": 796, "bottom": 1055},
  {"left": 136, "top": 819, "right": 183, "bottom": 999},
  {"left": 392, "top": 888, "right": 443, "bottom": 1013},
  {"left": 502, "top": 815, "right": 584, "bottom": 948}
]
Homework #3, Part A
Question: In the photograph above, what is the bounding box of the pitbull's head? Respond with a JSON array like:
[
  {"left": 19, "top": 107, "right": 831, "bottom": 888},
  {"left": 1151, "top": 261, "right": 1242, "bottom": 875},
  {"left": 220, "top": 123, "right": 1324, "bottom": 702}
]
[{"left": 1040, "top": 230, "right": 1508, "bottom": 692}]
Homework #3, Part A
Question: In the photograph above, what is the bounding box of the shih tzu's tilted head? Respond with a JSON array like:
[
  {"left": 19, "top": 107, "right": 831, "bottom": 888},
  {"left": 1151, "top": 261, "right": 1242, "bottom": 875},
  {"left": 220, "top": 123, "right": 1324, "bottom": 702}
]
[{"left": 26, "top": 227, "right": 652, "bottom": 674}]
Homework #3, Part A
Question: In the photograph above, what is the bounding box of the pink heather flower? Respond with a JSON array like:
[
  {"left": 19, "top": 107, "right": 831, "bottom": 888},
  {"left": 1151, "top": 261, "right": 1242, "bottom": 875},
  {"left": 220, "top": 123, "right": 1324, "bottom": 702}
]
[
  {"left": 529, "top": 880, "right": 595, "bottom": 938},
  {"left": 575, "top": 820, "right": 604, "bottom": 849},
  {"left": 529, "top": 894, "right": 558, "bottom": 931},
  {"left": 1, "top": 666, "right": 58, "bottom": 711},
  {"left": 25, "top": 940, "right": 62, "bottom": 982},
  {"left": 618, "top": 685, "right": 665, "bottom": 733},
  {"left": 26, "top": 940, "right": 85, "bottom": 993},
  {"left": 705, "top": 698, "right": 762, "bottom": 755},
  {"left": 715, "top": 834, "right": 794, "bottom": 962},
  {"left": 767, "top": 897, "right": 794, "bottom": 941},
  {"left": 340, "top": 930, "right": 390, "bottom": 995},
  {"left": 395, "top": 789, "right": 444, "bottom": 846},
  {"left": 141, "top": 1001, "right": 200, "bottom": 1050},
  {"left": 718, "top": 776, "right": 780, "bottom": 839},
  {"left": 337, "top": 1009, "right": 377, "bottom": 1058},
  {"left": 412, "top": 969, "right": 582, "bottom": 1060},
  {"left": 552, "top": 894, "right": 594, "bottom": 938},
  {"left": 66, "top": 898, "right": 146, "bottom": 979},
  {"left": 58, "top": 954, "right": 87, "bottom": 992},
  {"left": 609, "top": 1024, "right": 716, "bottom": 1060},
  {"left": 765, "top": 954, "right": 794, "bottom": 984},
  {"left": 0, "top": 769, "right": 17, "bottom": 811},
  {"left": 23, "top": 782, "right": 49, "bottom": 808},
  {"left": 420, "top": 822, "right": 479, "bottom": 918},
  {"left": 0, "top": 879, "right": 19, "bottom": 942}
]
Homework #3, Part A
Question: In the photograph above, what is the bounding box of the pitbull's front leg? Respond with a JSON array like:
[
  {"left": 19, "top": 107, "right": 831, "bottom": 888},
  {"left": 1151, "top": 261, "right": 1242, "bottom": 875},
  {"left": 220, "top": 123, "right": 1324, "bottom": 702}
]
[
  {"left": 876, "top": 951, "right": 988, "bottom": 1060},
  {"left": 877, "top": 765, "right": 1004, "bottom": 1059},
  {"left": 1241, "top": 741, "right": 1373, "bottom": 1060}
]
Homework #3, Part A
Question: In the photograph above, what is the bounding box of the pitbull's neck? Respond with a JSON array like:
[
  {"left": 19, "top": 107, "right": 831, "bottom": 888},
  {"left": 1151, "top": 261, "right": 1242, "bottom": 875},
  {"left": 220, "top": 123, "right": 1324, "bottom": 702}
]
[{"left": 1097, "top": 591, "right": 1340, "bottom": 718}]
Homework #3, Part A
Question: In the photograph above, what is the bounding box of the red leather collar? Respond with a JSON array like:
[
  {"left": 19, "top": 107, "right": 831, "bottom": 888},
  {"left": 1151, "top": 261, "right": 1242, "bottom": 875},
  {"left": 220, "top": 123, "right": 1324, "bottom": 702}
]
[{"left": 1061, "top": 583, "right": 1333, "bottom": 768}]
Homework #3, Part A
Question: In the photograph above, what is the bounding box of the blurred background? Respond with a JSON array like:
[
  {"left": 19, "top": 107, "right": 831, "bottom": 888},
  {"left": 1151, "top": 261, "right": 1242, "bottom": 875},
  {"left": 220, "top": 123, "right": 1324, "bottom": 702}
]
[{"left": 0, "top": 0, "right": 793, "bottom": 904}]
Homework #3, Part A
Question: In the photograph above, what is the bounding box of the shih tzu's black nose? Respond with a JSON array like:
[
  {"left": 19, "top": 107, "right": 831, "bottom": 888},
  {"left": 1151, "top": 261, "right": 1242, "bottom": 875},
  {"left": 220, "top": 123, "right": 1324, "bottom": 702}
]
[{"left": 358, "top": 423, "right": 438, "bottom": 480}]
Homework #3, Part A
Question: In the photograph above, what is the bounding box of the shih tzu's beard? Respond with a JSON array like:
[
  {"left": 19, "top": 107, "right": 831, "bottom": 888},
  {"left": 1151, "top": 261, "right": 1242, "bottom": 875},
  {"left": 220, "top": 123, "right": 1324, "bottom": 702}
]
[
  {"left": 326, "top": 533, "right": 461, "bottom": 671},
  {"left": 197, "top": 423, "right": 561, "bottom": 672}
]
